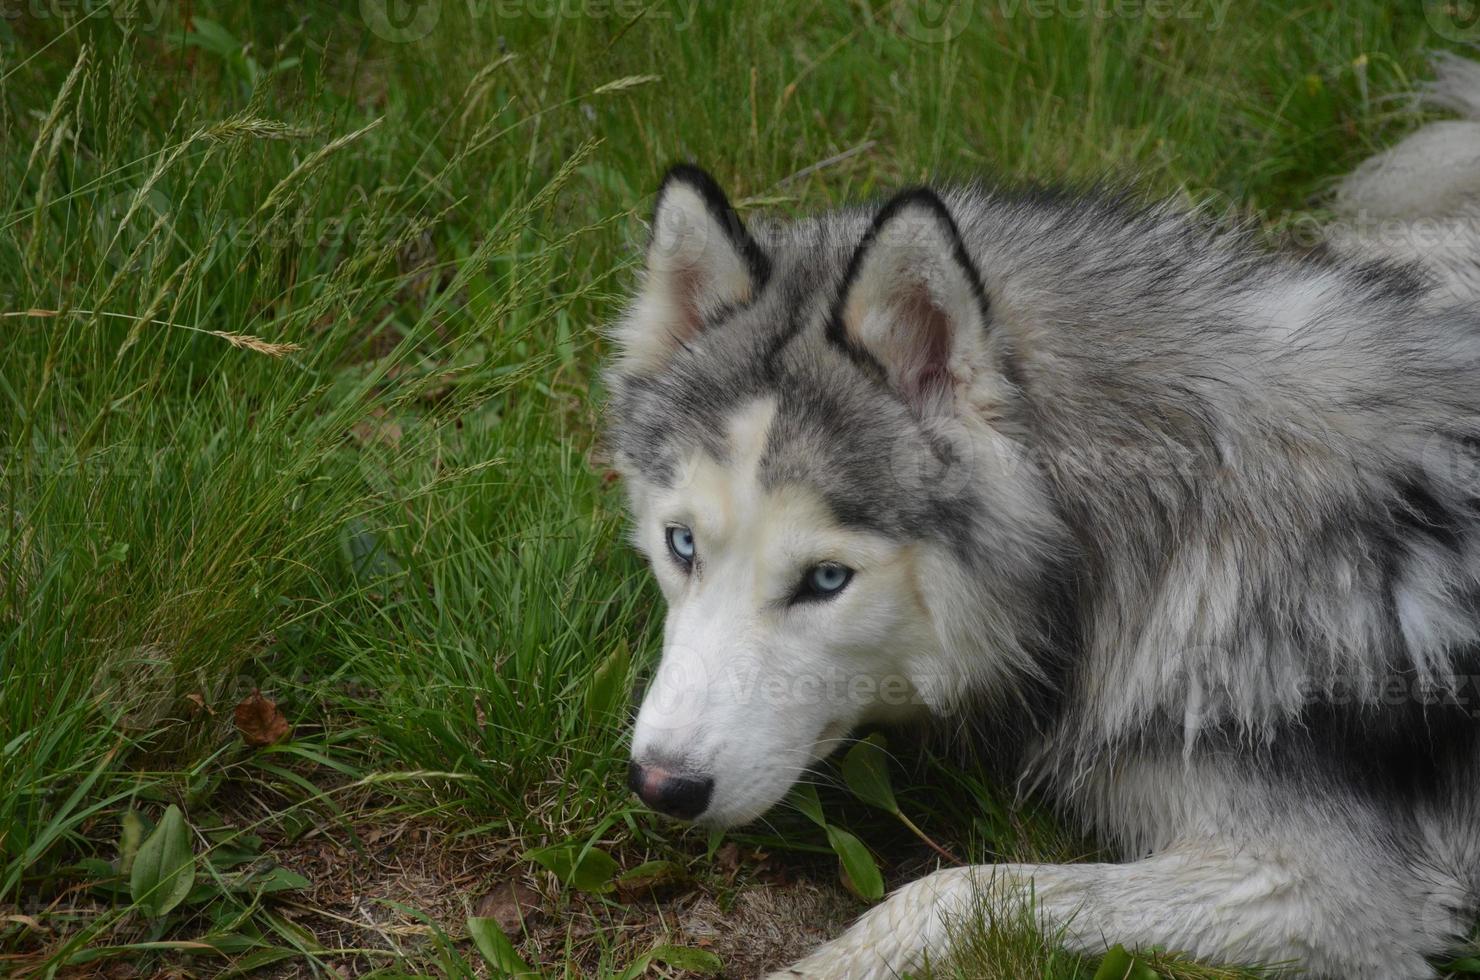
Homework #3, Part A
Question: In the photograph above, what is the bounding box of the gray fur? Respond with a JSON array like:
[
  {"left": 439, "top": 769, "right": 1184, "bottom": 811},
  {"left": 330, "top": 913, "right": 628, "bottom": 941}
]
[{"left": 607, "top": 56, "right": 1480, "bottom": 978}]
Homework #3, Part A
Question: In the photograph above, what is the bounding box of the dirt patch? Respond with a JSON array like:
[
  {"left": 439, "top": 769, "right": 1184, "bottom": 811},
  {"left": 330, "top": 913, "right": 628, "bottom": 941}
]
[{"left": 261, "top": 818, "right": 860, "bottom": 978}]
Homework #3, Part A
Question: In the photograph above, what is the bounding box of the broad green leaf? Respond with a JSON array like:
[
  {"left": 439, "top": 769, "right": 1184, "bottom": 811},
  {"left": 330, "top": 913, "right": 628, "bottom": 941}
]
[
  {"left": 75, "top": 857, "right": 129, "bottom": 898},
  {"left": 650, "top": 944, "right": 723, "bottom": 974},
  {"left": 525, "top": 842, "right": 619, "bottom": 894},
  {"left": 1447, "top": 957, "right": 1480, "bottom": 974},
  {"left": 614, "top": 949, "right": 656, "bottom": 980},
  {"left": 616, "top": 860, "right": 686, "bottom": 893},
  {"left": 1093, "top": 945, "right": 1134, "bottom": 980},
  {"left": 840, "top": 734, "right": 898, "bottom": 814},
  {"left": 789, "top": 781, "right": 827, "bottom": 828},
  {"left": 1094, "top": 945, "right": 1160, "bottom": 980},
  {"left": 467, "top": 916, "right": 539, "bottom": 977},
  {"left": 183, "top": 17, "right": 242, "bottom": 59},
  {"left": 129, "top": 805, "right": 196, "bottom": 918},
  {"left": 74, "top": 857, "right": 115, "bottom": 878},
  {"left": 207, "top": 843, "right": 264, "bottom": 872},
  {"left": 825, "top": 826, "right": 884, "bottom": 901}
]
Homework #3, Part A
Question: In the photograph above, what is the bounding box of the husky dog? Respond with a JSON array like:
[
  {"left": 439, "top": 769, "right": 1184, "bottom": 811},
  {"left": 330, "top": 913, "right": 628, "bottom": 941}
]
[{"left": 606, "top": 55, "right": 1480, "bottom": 979}]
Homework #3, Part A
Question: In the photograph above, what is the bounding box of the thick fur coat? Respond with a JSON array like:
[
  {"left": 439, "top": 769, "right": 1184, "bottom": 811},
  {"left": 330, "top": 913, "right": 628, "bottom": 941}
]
[{"left": 606, "top": 55, "right": 1480, "bottom": 978}]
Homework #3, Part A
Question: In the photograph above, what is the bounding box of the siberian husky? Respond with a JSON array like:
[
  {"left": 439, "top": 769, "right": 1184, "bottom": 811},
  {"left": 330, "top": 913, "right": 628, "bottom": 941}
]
[{"left": 606, "top": 55, "right": 1480, "bottom": 978}]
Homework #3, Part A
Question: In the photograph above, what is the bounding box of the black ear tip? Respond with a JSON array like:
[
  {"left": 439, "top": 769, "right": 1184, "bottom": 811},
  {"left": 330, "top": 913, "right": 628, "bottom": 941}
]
[
  {"left": 651, "top": 163, "right": 770, "bottom": 287},
  {"left": 657, "top": 163, "right": 729, "bottom": 205},
  {"left": 870, "top": 186, "right": 956, "bottom": 231}
]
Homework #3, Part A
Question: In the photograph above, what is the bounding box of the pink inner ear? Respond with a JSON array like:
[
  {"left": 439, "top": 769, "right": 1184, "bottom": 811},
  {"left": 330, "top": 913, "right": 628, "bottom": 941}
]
[
  {"left": 896, "top": 283, "right": 954, "bottom": 404},
  {"left": 670, "top": 264, "right": 705, "bottom": 339}
]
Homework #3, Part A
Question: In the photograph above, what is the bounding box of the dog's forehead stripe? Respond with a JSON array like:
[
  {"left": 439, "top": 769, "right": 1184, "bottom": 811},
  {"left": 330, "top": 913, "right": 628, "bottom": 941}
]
[
  {"left": 726, "top": 397, "right": 778, "bottom": 486},
  {"left": 682, "top": 397, "right": 778, "bottom": 541}
]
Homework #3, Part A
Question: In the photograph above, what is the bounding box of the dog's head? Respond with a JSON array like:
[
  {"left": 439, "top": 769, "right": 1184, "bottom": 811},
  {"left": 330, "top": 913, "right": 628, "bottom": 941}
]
[{"left": 604, "top": 166, "right": 1065, "bottom": 826}]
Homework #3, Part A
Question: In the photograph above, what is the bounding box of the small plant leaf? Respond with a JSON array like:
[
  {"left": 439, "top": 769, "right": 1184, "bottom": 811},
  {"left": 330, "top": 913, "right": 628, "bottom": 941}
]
[
  {"left": 789, "top": 781, "right": 827, "bottom": 828},
  {"left": 129, "top": 804, "right": 196, "bottom": 918},
  {"left": 825, "top": 826, "right": 884, "bottom": 901},
  {"left": 1093, "top": 945, "right": 1159, "bottom": 980},
  {"left": 615, "top": 859, "right": 687, "bottom": 899},
  {"left": 467, "top": 916, "right": 538, "bottom": 976},
  {"left": 525, "top": 842, "right": 619, "bottom": 894},
  {"left": 840, "top": 733, "right": 898, "bottom": 814},
  {"left": 650, "top": 944, "right": 723, "bottom": 974},
  {"left": 206, "top": 841, "right": 264, "bottom": 872},
  {"left": 1094, "top": 946, "right": 1134, "bottom": 980},
  {"left": 99, "top": 540, "right": 129, "bottom": 565}
]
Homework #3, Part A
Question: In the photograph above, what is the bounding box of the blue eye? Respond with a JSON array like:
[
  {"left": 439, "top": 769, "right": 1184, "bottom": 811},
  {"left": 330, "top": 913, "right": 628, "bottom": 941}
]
[
  {"left": 666, "top": 525, "right": 696, "bottom": 563},
  {"left": 801, "top": 562, "right": 853, "bottom": 599}
]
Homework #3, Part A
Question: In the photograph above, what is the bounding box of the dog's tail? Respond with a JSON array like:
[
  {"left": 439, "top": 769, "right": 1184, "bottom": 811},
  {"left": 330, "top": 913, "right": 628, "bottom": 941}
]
[
  {"left": 1336, "top": 53, "right": 1480, "bottom": 220},
  {"left": 1331, "top": 53, "right": 1480, "bottom": 301}
]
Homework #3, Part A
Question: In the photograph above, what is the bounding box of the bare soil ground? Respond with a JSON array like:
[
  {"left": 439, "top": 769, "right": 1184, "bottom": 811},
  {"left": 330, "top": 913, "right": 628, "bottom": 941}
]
[{"left": 265, "top": 819, "right": 863, "bottom": 978}]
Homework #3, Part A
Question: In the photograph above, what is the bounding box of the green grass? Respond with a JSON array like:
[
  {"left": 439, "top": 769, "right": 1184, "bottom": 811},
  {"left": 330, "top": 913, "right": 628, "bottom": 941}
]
[{"left": 1, "top": 1, "right": 1474, "bottom": 976}]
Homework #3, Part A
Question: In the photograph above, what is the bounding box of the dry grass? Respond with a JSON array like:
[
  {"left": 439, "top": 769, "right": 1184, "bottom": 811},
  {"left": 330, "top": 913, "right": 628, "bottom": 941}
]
[{"left": 0, "top": 311, "right": 303, "bottom": 357}]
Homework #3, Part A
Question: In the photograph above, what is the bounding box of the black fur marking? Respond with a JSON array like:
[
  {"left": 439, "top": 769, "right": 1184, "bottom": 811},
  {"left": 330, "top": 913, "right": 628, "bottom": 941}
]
[
  {"left": 1393, "top": 474, "right": 1466, "bottom": 554},
  {"left": 758, "top": 280, "right": 812, "bottom": 385},
  {"left": 655, "top": 163, "right": 772, "bottom": 291},
  {"left": 1267, "top": 666, "right": 1480, "bottom": 807}
]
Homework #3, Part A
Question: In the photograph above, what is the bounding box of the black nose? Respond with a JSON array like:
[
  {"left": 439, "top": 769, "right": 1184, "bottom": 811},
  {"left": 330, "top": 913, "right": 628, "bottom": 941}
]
[{"left": 627, "top": 761, "right": 714, "bottom": 821}]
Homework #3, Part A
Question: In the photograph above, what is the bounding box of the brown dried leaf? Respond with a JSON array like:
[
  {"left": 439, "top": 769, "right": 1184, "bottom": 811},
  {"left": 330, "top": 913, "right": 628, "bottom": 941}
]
[
  {"left": 474, "top": 879, "right": 542, "bottom": 939},
  {"left": 233, "top": 690, "right": 291, "bottom": 746},
  {"left": 715, "top": 842, "right": 742, "bottom": 873}
]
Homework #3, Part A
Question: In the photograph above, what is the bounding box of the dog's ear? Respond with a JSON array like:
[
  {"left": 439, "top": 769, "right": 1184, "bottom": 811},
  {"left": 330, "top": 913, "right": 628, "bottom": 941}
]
[
  {"left": 828, "top": 189, "right": 993, "bottom": 415},
  {"left": 614, "top": 165, "right": 770, "bottom": 372}
]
